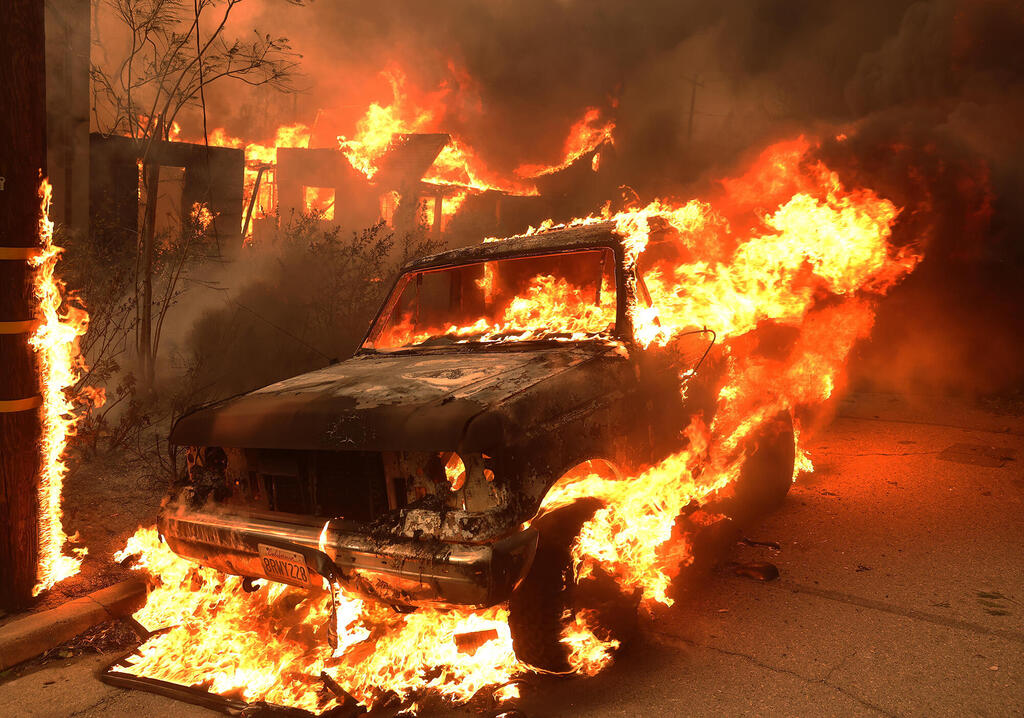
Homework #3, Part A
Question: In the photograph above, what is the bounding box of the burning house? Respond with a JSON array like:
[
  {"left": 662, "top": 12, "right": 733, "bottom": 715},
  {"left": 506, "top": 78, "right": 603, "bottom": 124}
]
[{"left": 270, "top": 133, "right": 460, "bottom": 241}]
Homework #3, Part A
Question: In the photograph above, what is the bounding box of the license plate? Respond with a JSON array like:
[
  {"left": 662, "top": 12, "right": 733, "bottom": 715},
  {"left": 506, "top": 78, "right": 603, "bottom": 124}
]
[{"left": 257, "top": 543, "right": 312, "bottom": 586}]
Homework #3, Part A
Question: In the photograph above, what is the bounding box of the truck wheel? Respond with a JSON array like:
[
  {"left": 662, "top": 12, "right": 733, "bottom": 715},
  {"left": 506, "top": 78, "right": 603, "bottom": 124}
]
[
  {"left": 725, "top": 411, "right": 795, "bottom": 523},
  {"left": 508, "top": 499, "right": 638, "bottom": 672}
]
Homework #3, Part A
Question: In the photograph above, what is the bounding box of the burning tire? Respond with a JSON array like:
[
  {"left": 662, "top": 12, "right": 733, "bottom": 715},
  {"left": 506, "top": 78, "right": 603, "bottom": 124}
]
[
  {"left": 722, "top": 411, "right": 796, "bottom": 524},
  {"left": 508, "top": 498, "right": 639, "bottom": 672}
]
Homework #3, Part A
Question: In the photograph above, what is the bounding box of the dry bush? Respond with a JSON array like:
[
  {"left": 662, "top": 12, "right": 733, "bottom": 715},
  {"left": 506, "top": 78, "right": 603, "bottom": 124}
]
[{"left": 178, "top": 215, "right": 442, "bottom": 406}]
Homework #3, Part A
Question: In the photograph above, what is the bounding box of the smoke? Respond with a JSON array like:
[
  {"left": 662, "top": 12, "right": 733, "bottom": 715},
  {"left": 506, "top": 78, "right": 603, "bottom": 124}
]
[{"left": 87, "top": 0, "right": 1024, "bottom": 395}]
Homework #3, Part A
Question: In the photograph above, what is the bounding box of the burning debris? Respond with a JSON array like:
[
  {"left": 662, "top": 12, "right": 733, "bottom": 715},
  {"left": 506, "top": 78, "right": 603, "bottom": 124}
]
[{"left": 106, "top": 135, "right": 921, "bottom": 714}]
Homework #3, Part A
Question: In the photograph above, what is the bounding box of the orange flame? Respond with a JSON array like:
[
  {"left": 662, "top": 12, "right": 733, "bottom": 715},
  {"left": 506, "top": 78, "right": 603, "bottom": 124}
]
[
  {"left": 303, "top": 186, "right": 336, "bottom": 219},
  {"left": 119, "top": 135, "right": 920, "bottom": 709},
  {"left": 515, "top": 107, "right": 615, "bottom": 178},
  {"left": 29, "top": 179, "right": 99, "bottom": 595},
  {"left": 200, "top": 123, "right": 312, "bottom": 238},
  {"left": 176, "top": 67, "right": 623, "bottom": 240},
  {"left": 538, "top": 137, "right": 920, "bottom": 605},
  {"left": 338, "top": 70, "right": 436, "bottom": 179},
  {"left": 115, "top": 528, "right": 612, "bottom": 711}
]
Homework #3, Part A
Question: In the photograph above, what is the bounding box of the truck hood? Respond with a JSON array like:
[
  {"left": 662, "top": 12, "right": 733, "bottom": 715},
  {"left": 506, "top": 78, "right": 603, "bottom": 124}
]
[{"left": 170, "top": 346, "right": 613, "bottom": 451}]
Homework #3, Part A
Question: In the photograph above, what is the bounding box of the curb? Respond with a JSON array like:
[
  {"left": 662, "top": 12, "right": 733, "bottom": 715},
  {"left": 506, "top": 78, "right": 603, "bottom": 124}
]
[{"left": 0, "top": 579, "right": 148, "bottom": 671}]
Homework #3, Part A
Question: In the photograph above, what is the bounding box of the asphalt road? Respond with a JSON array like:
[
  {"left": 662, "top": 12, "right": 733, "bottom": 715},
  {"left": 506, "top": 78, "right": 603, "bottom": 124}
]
[{"left": 3, "top": 393, "right": 1022, "bottom": 717}]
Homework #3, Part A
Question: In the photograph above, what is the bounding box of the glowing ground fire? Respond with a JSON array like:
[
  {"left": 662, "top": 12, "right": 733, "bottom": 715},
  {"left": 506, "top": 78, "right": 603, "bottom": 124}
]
[{"left": 115, "top": 136, "right": 921, "bottom": 712}]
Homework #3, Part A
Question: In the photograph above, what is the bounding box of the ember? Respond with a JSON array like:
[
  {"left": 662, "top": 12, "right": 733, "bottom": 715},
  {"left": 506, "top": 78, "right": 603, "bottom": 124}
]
[{"left": 114, "top": 135, "right": 920, "bottom": 713}]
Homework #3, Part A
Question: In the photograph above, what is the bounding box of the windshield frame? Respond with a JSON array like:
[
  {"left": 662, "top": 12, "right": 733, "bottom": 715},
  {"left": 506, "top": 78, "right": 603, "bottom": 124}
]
[{"left": 358, "top": 243, "right": 630, "bottom": 355}]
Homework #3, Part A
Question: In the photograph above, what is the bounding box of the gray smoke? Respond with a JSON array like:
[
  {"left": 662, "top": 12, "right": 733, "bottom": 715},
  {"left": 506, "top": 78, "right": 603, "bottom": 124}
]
[{"left": 92, "top": 0, "right": 1024, "bottom": 394}]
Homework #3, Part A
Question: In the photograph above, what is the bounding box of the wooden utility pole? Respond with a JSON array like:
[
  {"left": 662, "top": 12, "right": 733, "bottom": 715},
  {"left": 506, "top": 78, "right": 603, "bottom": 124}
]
[{"left": 0, "top": 0, "right": 47, "bottom": 609}]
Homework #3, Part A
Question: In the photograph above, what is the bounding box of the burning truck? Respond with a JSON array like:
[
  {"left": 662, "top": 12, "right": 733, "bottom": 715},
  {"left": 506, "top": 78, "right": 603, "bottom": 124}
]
[
  {"left": 161, "top": 219, "right": 796, "bottom": 672},
  {"left": 108, "top": 137, "right": 920, "bottom": 713}
]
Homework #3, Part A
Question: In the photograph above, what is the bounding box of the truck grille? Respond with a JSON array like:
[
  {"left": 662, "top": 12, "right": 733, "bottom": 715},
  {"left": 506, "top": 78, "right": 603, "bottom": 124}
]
[
  {"left": 249, "top": 449, "right": 388, "bottom": 522},
  {"left": 312, "top": 451, "right": 389, "bottom": 521}
]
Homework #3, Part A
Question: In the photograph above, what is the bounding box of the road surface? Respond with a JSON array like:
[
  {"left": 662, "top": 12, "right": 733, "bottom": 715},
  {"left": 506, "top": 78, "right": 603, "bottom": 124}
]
[{"left": 2, "top": 393, "right": 1022, "bottom": 717}]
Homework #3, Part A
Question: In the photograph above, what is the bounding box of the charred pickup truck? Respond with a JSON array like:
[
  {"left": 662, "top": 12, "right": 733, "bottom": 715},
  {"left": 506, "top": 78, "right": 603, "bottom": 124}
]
[{"left": 162, "top": 221, "right": 794, "bottom": 669}]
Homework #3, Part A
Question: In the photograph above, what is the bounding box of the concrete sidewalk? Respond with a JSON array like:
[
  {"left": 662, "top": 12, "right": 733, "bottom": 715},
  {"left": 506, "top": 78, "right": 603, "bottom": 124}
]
[{"left": 0, "top": 581, "right": 146, "bottom": 672}]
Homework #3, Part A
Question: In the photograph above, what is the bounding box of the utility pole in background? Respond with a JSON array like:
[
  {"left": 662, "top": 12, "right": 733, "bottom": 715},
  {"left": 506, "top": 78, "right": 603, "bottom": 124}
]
[
  {"left": 0, "top": 0, "right": 47, "bottom": 609},
  {"left": 685, "top": 74, "right": 704, "bottom": 143}
]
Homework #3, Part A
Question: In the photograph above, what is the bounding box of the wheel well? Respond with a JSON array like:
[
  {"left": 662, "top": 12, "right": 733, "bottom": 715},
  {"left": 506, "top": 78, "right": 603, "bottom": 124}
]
[{"left": 534, "top": 457, "right": 622, "bottom": 520}]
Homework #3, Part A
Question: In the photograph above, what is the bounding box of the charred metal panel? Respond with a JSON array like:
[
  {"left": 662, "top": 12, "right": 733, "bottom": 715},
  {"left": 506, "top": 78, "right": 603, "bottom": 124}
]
[
  {"left": 405, "top": 222, "right": 621, "bottom": 272},
  {"left": 171, "top": 347, "right": 610, "bottom": 451}
]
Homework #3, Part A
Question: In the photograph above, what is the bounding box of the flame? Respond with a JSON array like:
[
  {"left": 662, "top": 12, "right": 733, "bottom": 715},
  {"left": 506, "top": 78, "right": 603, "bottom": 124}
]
[
  {"left": 424, "top": 138, "right": 537, "bottom": 196},
  {"left": 133, "top": 115, "right": 183, "bottom": 141},
  {"left": 190, "top": 202, "right": 214, "bottom": 233},
  {"left": 171, "top": 67, "right": 622, "bottom": 241},
  {"left": 515, "top": 108, "right": 615, "bottom": 178},
  {"left": 303, "top": 186, "right": 336, "bottom": 220},
  {"left": 115, "top": 528, "right": 611, "bottom": 711},
  {"left": 118, "top": 135, "right": 920, "bottom": 709},
  {"left": 444, "top": 453, "right": 467, "bottom": 491},
  {"left": 375, "top": 271, "right": 617, "bottom": 349},
  {"left": 559, "top": 610, "right": 619, "bottom": 677},
  {"left": 338, "top": 70, "right": 436, "bottom": 179},
  {"left": 337, "top": 69, "right": 536, "bottom": 196},
  {"left": 29, "top": 179, "right": 99, "bottom": 595},
  {"left": 419, "top": 189, "right": 468, "bottom": 231},
  {"left": 334, "top": 68, "right": 611, "bottom": 194},
  {"left": 537, "top": 137, "right": 920, "bottom": 605},
  {"left": 200, "top": 123, "right": 312, "bottom": 238}
]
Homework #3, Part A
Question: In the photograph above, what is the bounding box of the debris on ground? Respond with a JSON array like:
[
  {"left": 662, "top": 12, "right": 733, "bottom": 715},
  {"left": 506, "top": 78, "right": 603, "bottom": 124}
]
[
  {"left": 740, "top": 537, "right": 781, "bottom": 550},
  {"left": 731, "top": 562, "right": 780, "bottom": 582}
]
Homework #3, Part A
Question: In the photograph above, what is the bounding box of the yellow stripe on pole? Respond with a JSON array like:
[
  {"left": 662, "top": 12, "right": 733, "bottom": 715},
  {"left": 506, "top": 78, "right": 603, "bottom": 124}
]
[
  {"left": 0, "top": 320, "right": 39, "bottom": 334},
  {"left": 0, "top": 246, "right": 43, "bottom": 261},
  {"left": 0, "top": 396, "right": 43, "bottom": 413}
]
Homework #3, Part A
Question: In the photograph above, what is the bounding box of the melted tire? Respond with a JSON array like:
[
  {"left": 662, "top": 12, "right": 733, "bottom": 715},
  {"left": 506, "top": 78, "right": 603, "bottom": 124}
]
[
  {"left": 508, "top": 499, "right": 637, "bottom": 672},
  {"left": 727, "top": 411, "right": 796, "bottom": 524},
  {"left": 507, "top": 535, "right": 574, "bottom": 672}
]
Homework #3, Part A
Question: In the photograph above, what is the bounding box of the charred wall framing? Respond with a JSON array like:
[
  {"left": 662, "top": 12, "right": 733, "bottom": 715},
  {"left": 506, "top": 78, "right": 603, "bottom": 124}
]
[
  {"left": 275, "top": 147, "right": 377, "bottom": 227},
  {"left": 89, "top": 134, "right": 244, "bottom": 251},
  {"left": 275, "top": 133, "right": 450, "bottom": 236}
]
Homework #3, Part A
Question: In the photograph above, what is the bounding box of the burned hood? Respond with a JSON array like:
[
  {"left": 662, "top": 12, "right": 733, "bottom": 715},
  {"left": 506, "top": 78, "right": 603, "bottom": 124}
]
[{"left": 170, "top": 346, "right": 614, "bottom": 451}]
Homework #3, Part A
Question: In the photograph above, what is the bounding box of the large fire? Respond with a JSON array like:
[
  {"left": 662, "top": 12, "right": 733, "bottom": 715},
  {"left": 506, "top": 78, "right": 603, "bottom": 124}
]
[
  {"left": 114, "top": 135, "right": 920, "bottom": 711},
  {"left": 180, "top": 67, "right": 617, "bottom": 241},
  {"left": 29, "top": 179, "right": 98, "bottom": 595},
  {"left": 114, "top": 528, "right": 612, "bottom": 712},
  {"left": 197, "top": 123, "right": 314, "bottom": 237},
  {"left": 515, "top": 107, "right": 615, "bottom": 179}
]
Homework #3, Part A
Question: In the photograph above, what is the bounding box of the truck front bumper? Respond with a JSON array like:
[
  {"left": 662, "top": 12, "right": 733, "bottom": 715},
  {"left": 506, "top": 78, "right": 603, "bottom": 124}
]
[{"left": 158, "top": 507, "right": 538, "bottom": 607}]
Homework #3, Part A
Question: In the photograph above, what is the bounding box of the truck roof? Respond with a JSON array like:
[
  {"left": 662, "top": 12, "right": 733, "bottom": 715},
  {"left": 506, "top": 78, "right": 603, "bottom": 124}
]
[{"left": 403, "top": 220, "right": 622, "bottom": 272}]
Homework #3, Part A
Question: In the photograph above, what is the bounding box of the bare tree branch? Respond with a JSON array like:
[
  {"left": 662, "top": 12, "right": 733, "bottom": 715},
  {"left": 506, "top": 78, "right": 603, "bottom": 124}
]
[{"left": 89, "top": 0, "right": 300, "bottom": 393}]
